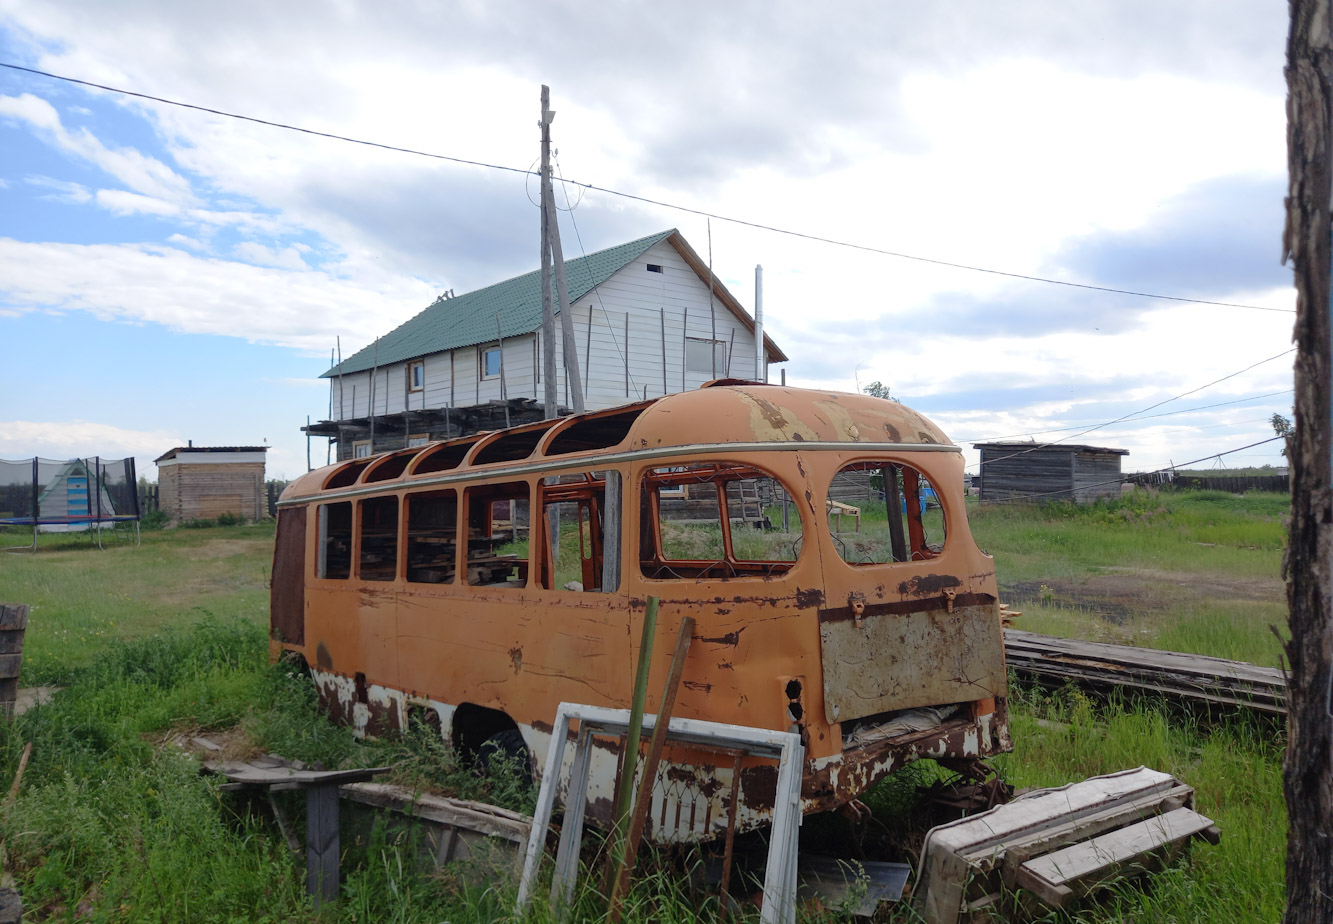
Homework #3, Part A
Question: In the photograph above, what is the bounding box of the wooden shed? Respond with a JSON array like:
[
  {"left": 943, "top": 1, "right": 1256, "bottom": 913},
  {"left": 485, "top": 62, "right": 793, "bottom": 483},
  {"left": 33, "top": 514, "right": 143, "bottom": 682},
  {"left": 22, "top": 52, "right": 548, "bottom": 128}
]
[
  {"left": 154, "top": 446, "right": 268, "bottom": 521},
  {"left": 974, "top": 442, "right": 1128, "bottom": 504}
]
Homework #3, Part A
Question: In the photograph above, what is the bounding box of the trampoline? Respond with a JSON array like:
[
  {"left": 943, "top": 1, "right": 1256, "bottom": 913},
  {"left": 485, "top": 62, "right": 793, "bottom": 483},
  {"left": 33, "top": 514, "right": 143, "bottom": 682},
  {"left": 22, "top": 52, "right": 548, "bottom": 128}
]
[{"left": 1, "top": 457, "right": 141, "bottom": 552}]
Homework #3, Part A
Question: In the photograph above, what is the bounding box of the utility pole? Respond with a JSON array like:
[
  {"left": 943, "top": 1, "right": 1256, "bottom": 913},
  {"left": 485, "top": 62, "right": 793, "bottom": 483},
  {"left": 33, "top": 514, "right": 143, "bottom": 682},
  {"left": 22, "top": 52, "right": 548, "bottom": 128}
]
[
  {"left": 1282, "top": 3, "right": 1333, "bottom": 922},
  {"left": 539, "top": 86, "right": 584, "bottom": 415},
  {"left": 540, "top": 86, "right": 558, "bottom": 419}
]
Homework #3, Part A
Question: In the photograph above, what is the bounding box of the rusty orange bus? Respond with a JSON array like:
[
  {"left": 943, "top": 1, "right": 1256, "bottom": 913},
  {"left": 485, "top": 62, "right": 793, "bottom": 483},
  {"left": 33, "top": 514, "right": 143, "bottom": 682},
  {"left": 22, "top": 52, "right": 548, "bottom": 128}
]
[{"left": 270, "top": 382, "right": 1010, "bottom": 842}]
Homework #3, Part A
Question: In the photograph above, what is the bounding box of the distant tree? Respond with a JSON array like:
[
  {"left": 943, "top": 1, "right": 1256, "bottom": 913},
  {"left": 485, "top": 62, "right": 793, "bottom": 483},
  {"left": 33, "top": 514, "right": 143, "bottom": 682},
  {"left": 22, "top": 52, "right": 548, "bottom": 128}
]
[
  {"left": 863, "top": 381, "right": 899, "bottom": 402},
  {"left": 1272, "top": 413, "right": 1294, "bottom": 459}
]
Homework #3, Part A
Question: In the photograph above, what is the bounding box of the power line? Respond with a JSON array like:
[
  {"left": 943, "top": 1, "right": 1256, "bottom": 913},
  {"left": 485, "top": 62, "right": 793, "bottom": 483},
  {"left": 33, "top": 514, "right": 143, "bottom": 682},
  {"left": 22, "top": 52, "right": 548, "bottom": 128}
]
[
  {"left": 964, "top": 347, "right": 1296, "bottom": 471},
  {"left": 0, "top": 59, "right": 1295, "bottom": 316},
  {"left": 953, "top": 388, "right": 1294, "bottom": 444}
]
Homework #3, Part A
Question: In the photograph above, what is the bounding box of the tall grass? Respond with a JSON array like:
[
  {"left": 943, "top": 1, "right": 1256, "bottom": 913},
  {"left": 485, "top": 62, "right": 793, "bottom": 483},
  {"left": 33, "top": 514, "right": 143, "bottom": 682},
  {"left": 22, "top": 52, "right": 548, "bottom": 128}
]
[{"left": 992, "top": 687, "right": 1285, "bottom": 923}]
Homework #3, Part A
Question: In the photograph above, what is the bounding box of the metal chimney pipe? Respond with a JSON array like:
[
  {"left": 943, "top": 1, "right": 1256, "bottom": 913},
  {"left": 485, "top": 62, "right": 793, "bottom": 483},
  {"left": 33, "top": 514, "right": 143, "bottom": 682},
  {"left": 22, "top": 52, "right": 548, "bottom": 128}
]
[{"left": 754, "top": 264, "right": 765, "bottom": 384}]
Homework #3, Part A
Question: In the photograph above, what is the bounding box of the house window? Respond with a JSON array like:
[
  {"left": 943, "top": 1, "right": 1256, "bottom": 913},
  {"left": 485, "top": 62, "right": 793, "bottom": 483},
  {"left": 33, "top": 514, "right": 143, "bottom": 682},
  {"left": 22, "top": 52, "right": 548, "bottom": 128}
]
[
  {"left": 352, "top": 440, "right": 372, "bottom": 459},
  {"left": 407, "top": 361, "right": 425, "bottom": 393},
  {"left": 407, "top": 433, "right": 430, "bottom": 448},
  {"left": 685, "top": 338, "right": 726, "bottom": 375},
  {"left": 646, "top": 263, "right": 664, "bottom": 273},
  {"left": 480, "top": 344, "right": 502, "bottom": 380}
]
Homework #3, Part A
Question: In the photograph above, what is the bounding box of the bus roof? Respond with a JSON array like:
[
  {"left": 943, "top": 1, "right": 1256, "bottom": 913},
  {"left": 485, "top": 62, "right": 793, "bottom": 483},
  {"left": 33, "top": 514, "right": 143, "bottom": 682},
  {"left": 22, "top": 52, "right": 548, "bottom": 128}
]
[{"left": 282, "top": 383, "right": 956, "bottom": 502}]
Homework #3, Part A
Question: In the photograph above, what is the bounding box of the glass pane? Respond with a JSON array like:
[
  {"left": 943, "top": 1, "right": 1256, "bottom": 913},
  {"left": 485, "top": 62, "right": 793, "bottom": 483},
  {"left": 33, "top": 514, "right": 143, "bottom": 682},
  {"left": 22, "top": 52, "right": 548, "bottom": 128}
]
[{"left": 484, "top": 348, "right": 502, "bottom": 377}]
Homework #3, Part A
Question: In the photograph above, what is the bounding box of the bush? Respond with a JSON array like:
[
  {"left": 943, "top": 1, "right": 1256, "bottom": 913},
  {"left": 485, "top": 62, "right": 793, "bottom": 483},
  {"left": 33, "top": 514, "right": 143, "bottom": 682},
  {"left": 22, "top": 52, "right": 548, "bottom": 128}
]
[{"left": 139, "top": 510, "right": 169, "bottom": 530}]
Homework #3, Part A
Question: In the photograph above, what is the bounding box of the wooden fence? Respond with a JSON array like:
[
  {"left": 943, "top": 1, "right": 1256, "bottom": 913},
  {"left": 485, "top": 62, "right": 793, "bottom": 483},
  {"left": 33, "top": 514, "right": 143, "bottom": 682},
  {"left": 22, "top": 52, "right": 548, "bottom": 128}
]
[
  {"left": 137, "top": 480, "right": 290, "bottom": 519},
  {"left": 1128, "top": 473, "right": 1288, "bottom": 493}
]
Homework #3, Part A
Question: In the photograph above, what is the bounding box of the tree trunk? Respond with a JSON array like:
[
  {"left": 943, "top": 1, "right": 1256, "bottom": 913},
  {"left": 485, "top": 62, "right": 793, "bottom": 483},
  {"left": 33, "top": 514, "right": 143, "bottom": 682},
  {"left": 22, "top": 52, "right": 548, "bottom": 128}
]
[{"left": 1283, "top": 2, "right": 1333, "bottom": 921}]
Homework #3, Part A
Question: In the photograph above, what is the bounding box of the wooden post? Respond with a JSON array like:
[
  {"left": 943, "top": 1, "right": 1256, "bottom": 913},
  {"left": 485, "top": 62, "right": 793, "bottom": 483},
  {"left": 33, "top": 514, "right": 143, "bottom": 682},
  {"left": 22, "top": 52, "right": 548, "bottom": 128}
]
[
  {"left": 0, "top": 606, "right": 28, "bottom": 720},
  {"left": 540, "top": 85, "right": 558, "bottom": 420},
  {"left": 608, "top": 597, "right": 659, "bottom": 885},
  {"left": 306, "top": 784, "right": 340, "bottom": 906},
  {"left": 1282, "top": 3, "right": 1333, "bottom": 921},
  {"left": 608, "top": 616, "right": 695, "bottom": 921},
  {"left": 883, "top": 466, "right": 907, "bottom": 563}
]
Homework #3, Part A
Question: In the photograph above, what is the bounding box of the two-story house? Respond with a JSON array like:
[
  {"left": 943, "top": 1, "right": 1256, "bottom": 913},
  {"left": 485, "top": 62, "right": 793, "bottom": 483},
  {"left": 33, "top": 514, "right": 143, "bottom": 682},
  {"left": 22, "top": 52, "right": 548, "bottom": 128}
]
[{"left": 306, "top": 229, "right": 787, "bottom": 460}]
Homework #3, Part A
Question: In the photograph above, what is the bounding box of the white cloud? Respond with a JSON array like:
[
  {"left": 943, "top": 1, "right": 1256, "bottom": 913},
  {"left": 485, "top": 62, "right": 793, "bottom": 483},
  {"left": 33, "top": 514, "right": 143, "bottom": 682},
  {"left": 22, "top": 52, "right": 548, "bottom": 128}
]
[
  {"left": 95, "top": 188, "right": 180, "bottom": 216},
  {"left": 0, "top": 93, "right": 194, "bottom": 203},
  {"left": 24, "top": 175, "right": 91, "bottom": 203},
  {"left": 0, "top": 237, "right": 436, "bottom": 353},
  {"left": 166, "top": 232, "right": 203, "bottom": 250},
  {"left": 233, "top": 241, "right": 307, "bottom": 270},
  {"left": 0, "top": 419, "right": 182, "bottom": 463}
]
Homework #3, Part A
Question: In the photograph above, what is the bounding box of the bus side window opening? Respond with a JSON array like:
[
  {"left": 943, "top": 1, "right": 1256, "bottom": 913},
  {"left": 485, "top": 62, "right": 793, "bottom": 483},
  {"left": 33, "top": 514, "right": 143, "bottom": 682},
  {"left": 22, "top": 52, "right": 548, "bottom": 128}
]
[
  {"left": 317, "top": 501, "right": 352, "bottom": 579},
  {"left": 538, "top": 471, "right": 620, "bottom": 592},
  {"left": 639, "top": 463, "right": 801, "bottom": 580},
  {"left": 358, "top": 496, "right": 399, "bottom": 581},
  {"left": 828, "top": 461, "right": 945, "bottom": 565},
  {"left": 407, "top": 490, "right": 458, "bottom": 584},
  {"left": 465, "top": 483, "right": 530, "bottom": 587}
]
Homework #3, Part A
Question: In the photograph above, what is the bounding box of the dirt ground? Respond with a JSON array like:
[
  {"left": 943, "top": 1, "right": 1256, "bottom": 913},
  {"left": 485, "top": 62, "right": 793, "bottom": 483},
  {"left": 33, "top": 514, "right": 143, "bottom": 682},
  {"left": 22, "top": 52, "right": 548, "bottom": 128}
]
[{"left": 1004, "top": 568, "right": 1284, "bottom": 624}]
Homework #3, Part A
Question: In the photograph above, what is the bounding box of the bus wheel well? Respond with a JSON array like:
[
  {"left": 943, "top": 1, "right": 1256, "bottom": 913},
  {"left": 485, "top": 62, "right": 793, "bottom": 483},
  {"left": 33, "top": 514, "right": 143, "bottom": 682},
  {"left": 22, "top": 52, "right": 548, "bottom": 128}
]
[
  {"left": 278, "top": 649, "right": 310, "bottom": 678},
  {"left": 452, "top": 703, "right": 521, "bottom": 758}
]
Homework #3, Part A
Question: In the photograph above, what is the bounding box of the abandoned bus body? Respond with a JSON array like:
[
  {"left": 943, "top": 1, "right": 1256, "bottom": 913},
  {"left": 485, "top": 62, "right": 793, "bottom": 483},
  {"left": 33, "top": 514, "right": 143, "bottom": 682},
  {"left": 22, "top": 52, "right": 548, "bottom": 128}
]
[{"left": 270, "top": 383, "right": 1010, "bottom": 842}]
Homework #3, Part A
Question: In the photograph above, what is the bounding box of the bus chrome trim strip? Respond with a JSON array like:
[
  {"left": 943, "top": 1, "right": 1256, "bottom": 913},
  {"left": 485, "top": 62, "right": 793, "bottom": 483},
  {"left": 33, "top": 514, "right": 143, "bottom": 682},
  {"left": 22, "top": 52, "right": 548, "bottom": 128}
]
[{"left": 277, "top": 440, "right": 961, "bottom": 507}]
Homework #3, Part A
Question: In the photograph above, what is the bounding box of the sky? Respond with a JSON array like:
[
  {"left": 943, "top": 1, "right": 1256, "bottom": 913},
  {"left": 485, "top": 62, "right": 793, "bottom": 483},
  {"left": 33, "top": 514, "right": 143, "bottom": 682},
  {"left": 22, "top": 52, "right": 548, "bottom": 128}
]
[{"left": 0, "top": 1, "right": 1297, "bottom": 482}]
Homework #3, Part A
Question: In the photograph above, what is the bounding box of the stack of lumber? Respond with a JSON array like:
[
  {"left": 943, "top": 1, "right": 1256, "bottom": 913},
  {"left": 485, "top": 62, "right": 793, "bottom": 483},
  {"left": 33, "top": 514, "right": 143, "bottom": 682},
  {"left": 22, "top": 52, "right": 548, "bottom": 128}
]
[
  {"left": 914, "top": 767, "right": 1219, "bottom": 922},
  {"left": 1004, "top": 629, "right": 1286, "bottom": 715}
]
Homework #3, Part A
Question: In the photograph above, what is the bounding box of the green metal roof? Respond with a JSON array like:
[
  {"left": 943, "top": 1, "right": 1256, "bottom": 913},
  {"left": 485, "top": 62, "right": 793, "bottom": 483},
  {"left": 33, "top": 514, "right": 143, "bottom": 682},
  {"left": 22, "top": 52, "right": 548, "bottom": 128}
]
[{"left": 324, "top": 230, "right": 676, "bottom": 378}]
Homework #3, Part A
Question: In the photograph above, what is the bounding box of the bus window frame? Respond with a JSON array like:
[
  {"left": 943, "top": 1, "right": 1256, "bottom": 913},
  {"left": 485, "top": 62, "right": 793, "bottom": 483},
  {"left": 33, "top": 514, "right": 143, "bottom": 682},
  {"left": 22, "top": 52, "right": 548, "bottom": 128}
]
[{"left": 636, "top": 459, "right": 806, "bottom": 581}]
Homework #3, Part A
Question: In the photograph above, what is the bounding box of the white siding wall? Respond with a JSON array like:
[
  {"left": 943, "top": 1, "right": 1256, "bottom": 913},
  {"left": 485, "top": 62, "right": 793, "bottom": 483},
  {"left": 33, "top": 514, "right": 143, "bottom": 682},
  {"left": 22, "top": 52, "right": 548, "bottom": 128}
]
[
  {"left": 549, "top": 239, "right": 761, "bottom": 408},
  {"left": 329, "top": 239, "right": 766, "bottom": 421}
]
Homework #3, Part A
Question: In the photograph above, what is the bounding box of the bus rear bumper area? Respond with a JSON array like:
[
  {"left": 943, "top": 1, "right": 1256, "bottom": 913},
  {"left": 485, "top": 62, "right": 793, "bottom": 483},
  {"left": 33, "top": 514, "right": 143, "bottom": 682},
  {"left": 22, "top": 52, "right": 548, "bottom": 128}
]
[{"left": 801, "top": 700, "right": 1012, "bottom": 814}]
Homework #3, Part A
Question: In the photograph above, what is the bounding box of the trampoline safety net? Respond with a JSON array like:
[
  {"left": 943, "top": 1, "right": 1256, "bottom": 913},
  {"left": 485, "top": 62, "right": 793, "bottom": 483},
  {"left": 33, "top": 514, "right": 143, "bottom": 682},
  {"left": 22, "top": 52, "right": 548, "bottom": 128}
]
[{"left": 0, "top": 457, "right": 141, "bottom": 530}]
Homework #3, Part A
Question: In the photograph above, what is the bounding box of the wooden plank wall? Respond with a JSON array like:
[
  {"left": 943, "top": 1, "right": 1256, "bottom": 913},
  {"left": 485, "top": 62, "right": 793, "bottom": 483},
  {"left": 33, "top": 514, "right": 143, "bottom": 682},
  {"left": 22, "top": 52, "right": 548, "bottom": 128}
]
[
  {"left": 979, "top": 447, "right": 1075, "bottom": 503},
  {"left": 1072, "top": 452, "right": 1125, "bottom": 503},
  {"left": 163, "top": 463, "right": 265, "bottom": 521}
]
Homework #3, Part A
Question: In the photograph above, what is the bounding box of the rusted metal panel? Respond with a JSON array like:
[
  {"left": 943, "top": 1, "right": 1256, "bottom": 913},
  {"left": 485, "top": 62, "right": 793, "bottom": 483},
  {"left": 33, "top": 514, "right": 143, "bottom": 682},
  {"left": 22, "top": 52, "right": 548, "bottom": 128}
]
[
  {"left": 270, "top": 507, "right": 307, "bottom": 645},
  {"left": 270, "top": 384, "right": 1012, "bottom": 844},
  {"left": 818, "top": 602, "right": 1007, "bottom": 724}
]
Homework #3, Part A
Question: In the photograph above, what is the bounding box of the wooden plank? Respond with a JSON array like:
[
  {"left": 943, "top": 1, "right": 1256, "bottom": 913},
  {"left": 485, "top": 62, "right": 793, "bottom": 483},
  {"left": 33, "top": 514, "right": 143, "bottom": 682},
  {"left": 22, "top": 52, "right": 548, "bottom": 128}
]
[
  {"left": 1016, "top": 807, "right": 1219, "bottom": 903},
  {"left": 340, "top": 782, "right": 531, "bottom": 843},
  {"left": 306, "top": 784, "right": 341, "bottom": 906},
  {"left": 1004, "top": 630, "right": 1286, "bottom": 713}
]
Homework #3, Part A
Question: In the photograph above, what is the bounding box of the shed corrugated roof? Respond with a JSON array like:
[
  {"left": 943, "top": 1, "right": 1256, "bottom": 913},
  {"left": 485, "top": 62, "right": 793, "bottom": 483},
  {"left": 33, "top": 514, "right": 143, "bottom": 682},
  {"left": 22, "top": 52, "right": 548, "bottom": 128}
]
[
  {"left": 973, "top": 442, "right": 1129, "bottom": 455},
  {"left": 324, "top": 230, "right": 676, "bottom": 378}
]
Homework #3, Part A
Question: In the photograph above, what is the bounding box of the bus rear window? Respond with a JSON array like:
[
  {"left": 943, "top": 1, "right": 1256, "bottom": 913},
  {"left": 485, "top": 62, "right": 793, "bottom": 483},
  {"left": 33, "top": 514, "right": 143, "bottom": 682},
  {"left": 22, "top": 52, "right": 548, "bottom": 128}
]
[
  {"left": 640, "top": 463, "right": 801, "bottom": 580},
  {"left": 828, "top": 461, "right": 945, "bottom": 565}
]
